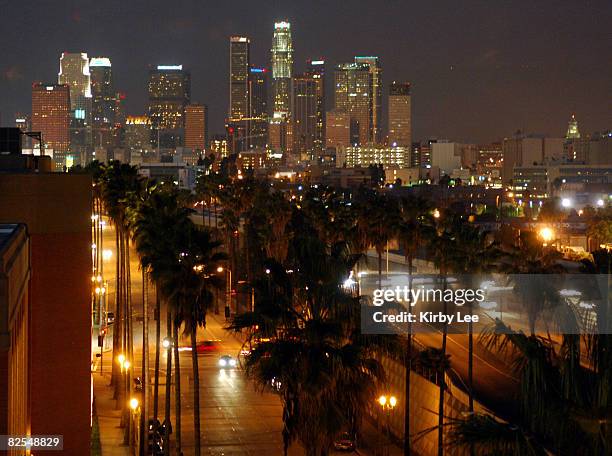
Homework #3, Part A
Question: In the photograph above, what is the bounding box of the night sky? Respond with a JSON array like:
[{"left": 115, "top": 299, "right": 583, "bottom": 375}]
[{"left": 1, "top": 0, "right": 610, "bottom": 143}]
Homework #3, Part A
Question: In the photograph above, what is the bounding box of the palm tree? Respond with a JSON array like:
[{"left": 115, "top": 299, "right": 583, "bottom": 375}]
[
  {"left": 100, "top": 161, "right": 142, "bottom": 429},
  {"left": 356, "top": 191, "right": 400, "bottom": 287},
  {"left": 129, "top": 183, "right": 194, "bottom": 454},
  {"left": 396, "top": 195, "right": 433, "bottom": 455},
  {"left": 426, "top": 211, "right": 462, "bottom": 456},
  {"left": 229, "top": 230, "right": 386, "bottom": 455},
  {"left": 160, "top": 223, "right": 225, "bottom": 456},
  {"left": 452, "top": 221, "right": 500, "bottom": 413}
]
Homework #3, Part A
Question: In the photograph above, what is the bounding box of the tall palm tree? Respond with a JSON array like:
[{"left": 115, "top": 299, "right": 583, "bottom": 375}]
[
  {"left": 160, "top": 224, "right": 225, "bottom": 456},
  {"left": 452, "top": 221, "right": 500, "bottom": 413},
  {"left": 426, "top": 211, "right": 461, "bottom": 456},
  {"left": 397, "top": 195, "right": 433, "bottom": 455},
  {"left": 129, "top": 183, "right": 194, "bottom": 454},
  {"left": 229, "top": 229, "right": 386, "bottom": 455},
  {"left": 356, "top": 191, "right": 400, "bottom": 287}
]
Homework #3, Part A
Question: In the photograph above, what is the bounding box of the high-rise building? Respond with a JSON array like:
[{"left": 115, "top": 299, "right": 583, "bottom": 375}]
[
  {"left": 354, "top": 56, "right": 382, "bottom": 143},
  {"left": 59, "top": 52, "right": 93, "bottom": 158},
  {"left": 124, "top": 116, "right": 153, "bottom": 154},
  {"left": 89, "top": 57, "right": 115, "bottom": 149},
  {"left": 58, "top": 52, "right": 92, "bottom": 119},
  {"left": 229, "top": 36, "right": 250, "bottom": 121},
  {"left": 31, "top": 83, "right": 71, "bottom": 168},
  {"left": 292, "top": 73, "right": 318, "bottom": 159},
  {"left": 326, "top": 109, "right": 351, "bottom": 151},
  {"left": 184, "top": 104, "right": 208, "bottom": 152},
  {"left": 14, "top": 114, "right": 31, "bottom": 149},
  {"left": 248, "top": 67, "right": 268, "bottom": 149},
  {"left": 388, "top": 82, "right": 411, "bottom": 150},
  {"left": 271, "top": 21, "right": 293, "bottom": 115},
  {"left": 334, "top": 63, "right": 372, "bottom": 145},
  {"left": 306, "top": 60, "right": 326, "bottom": 152},
  {"left": 148, "top": 65, "right": 191, "bottom": 149}
]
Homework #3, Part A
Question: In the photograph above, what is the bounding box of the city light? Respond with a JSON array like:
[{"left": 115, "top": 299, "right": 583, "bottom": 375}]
[
  {"left": 561, "top": 198, "right": 572, "bottom": 208},
  {"left": 129, "top": 397, "right": 139, "bottom": 410},
  {"left": 378, "top": 395, "right": 387, "bottom": 407},
  {"left": 539, "top": 227, "right": 555, "bottom": 243},
  {"left": 103, "top": 250, "right": 112, "bottom": 261},
  {"left": 162, "top": 337, "right": 172, "bottom": 349}
]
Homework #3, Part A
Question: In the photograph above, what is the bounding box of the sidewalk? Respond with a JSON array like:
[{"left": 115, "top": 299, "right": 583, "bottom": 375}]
[{"left": 93, "top": 372, "right": 129, "bottom": 456}]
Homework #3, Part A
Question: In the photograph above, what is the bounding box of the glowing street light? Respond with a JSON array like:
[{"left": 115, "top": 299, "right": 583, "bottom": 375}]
[
  {"left": 433, "top": 209, "right": 441, "bottom": 219},
  {"left": 102, "top": 250, "right": 112, "bottom": 261},
  {"left": 216, "top": 266, "right": 224, "bottom": 273},
  {"left": 539, "top": 227, "right": 554, "bottom": 243},
  {"left": 561, "top": 198, "right": 572, "bottom": 208},
  {"left": 162, "top": 337, "right": 172, "bottom": 349},
  {"left": 129, "top": 397, "right": 139, "bottom": 411}
]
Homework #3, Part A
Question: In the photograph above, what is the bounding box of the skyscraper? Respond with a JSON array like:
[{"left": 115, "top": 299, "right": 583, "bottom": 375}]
[
  {"left": 326, "top": 109, "right": 351, "bottom": 151},
  {"left": 248, "top": 67, "right": 268, "bottom": 149},
  {"left": 334, "top": 63, "right": 372, "bottom": 145},
  {"left": 31, "top": 83, "right": 71, "bottom": 168},
  {"left": 185, "top": 104, "right": 208, "bottom": 152},
  {"left": 58, "top": 52, "right": 92, "bottom": 119},
  {"left": 292, "top": 73, "right": 318, "bottom": 159},
  {"left": 59, "top": 52, "right": 93, "bottom": 157},
  {"left": 354, "top": 56, "right": 382, "bottom": 143},
  {"left": 89, "top": 57, "right": 115, "bottom": 148},
  {"left": 307, "top": 60, "right": 325, "bottom": 152},
  {"left": 229, "top": 36, "right": 250, "bottom": 121},
  {"left": 148, "top": 65, "right": 191, "bottom": 149},
  {"left": 388, "top": 82, "right": 411, "bottom": 155},
  {"left": 271, "top": 21, "right": 293, "bottom": 115}
]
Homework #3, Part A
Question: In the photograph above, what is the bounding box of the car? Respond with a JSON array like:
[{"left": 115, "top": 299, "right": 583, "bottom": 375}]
[
  {"left": 178, "top": 339, "right": 221, "bottom": 354},
  {"left": 333, "top": 432, "right": 356, "bottom": 451},
  {"left": 218, "top": 355, "right": 237, "bottom": 368}
]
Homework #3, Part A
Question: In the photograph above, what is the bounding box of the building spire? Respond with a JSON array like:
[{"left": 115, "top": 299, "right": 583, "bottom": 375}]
[{"left": 566, "top": 113, "right": 581, "bottom": 139}]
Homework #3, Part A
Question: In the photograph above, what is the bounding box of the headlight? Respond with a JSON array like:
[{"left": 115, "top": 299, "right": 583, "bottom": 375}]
[
  {"left": 229, "top": 358, "right": 237, "bottom": 367},
  {"left": 218, "top": 358, "right": 227, "bottom": 367}
]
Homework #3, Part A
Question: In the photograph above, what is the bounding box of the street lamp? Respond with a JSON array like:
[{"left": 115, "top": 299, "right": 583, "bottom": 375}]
[
  {"left": 162, "top": 337, "right": 172, "bottom": 349},
  {"left": 129, "top": 397, "right": 139, "bottom": 411},
  {"left": 377, "top": 395, "right": 397, "bottom": 455},
  {"left": 539, "top": 227, "right": 555, "bottom": 245}
]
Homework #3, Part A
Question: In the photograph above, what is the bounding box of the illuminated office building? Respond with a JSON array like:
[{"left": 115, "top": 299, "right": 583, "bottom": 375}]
[
  {"left": 271, "top": 21, "right": 293, "bottom": 115},
  {"left": 342, "top": 144, "right": 409, "bottom": 168},
  {"left": 89, "top": 57, "right": 115, "bottom": 148},
  {"left": 292, "top": 73, "right": 317, "bottom": 159},
  {"left": 31, "top": 83, "right": 71, "bottom": 169},
  {"left": 248, "top": 67, "right": 268, "bottom": 149},
  {"left": 354, "top": 56, "right": 382, "bottom": 143},
  {"left": 184, "top": 104, "right": 208, "bottom": 152},
  {"left": 229, "top": 36, "right": 250, "bottom": 120},
  {"left": 306, "top": 60, "right": 325, "bottom": 151},
  {"left": 334, "top": 62, "right": 372, "bottom": 145},
  {"left": 148, "top": 65, "right": 191, "bottom": 148},
  {"left": 59, "top": 52, "right": 93, "bottom": 156},
  {"left": 125, "top": 116, "right": 153, "bottom": 153},
  {"left": 58, "top": 52, "right": 92, "bottom": 119},
  {"left": 388, "top": 81, "right": 411, "bottom": 147},
  {"left": 326, "top": 109, "right": 351, "bottom": 151},
  {"left": 14, "top": 114, "right": 31, "bottom": 149}
]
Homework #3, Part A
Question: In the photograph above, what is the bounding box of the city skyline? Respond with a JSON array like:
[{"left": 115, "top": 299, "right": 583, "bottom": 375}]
[{"left": 1, "top": 1, "right": 611, "bottom": 143}]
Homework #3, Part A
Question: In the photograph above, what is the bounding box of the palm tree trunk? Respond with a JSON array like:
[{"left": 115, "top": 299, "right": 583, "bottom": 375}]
[
  {"left": 164, "top": 306, "right": 172, "bottom": 456},
  {"left": 468, "top": 300, "right": 474, "bottom": 413},
  {"left": 154, "top": 285, "right": 161, "bottom": 421},
  {"left": 378, "top": 250, "right": 382, "bottom": 288},
  {"left": 191, "top": 329, "right": 201, "bottom": 456},
  {"left": 141, "top": 268, "right": 148, "bottom": 456},
  {"left": 173, "top": 318, "right": 182, "bottom": 456},
  {"left": 404, "top": 256, "right": 413, "bottom": 456},
  {"left": 438, "top": 273, "right": 448, "bottom": 456},
  {"left": 112, "top": 226, "right": 121, "bottom": 393}
]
